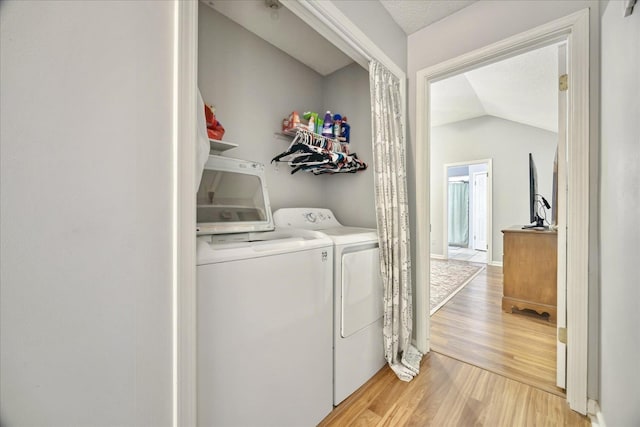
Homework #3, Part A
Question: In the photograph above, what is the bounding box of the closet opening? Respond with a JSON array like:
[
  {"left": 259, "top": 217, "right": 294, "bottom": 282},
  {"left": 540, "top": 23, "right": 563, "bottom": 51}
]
[{"left": 187, "top": 1, "right": 406, "bottom": 425}]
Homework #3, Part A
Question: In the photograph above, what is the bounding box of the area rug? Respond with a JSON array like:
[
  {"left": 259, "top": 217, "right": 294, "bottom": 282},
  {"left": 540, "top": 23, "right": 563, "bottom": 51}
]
[{"left": 430, "top": 259, "right": 484, "bottom": 315}]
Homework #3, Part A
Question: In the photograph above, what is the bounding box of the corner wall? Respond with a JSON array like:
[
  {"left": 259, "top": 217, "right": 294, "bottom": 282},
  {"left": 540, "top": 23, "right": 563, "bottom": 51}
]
[
  {"left": 322, "top": 63, "right": 376, "bottom": 228},
  {"left": 198, "top": 6, "right": 328, "bottom": 212}
]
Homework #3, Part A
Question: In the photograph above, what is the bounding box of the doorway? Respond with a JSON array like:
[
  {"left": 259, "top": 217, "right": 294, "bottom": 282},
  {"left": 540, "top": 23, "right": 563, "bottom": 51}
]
[
  {"left": 414, "top": 10, "right": 590, "bottom": 414},
  {"left": 442, "top": 160, "right": 492, "bottom": 264},
  {"left": 428, "top": 40, "right": 561, "bottom": 392}
]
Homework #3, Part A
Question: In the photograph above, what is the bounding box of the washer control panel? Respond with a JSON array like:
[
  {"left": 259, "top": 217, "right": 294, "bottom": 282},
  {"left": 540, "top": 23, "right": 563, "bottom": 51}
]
[{"left": 273, "top": 208, "right": 342, "bottom": 230}]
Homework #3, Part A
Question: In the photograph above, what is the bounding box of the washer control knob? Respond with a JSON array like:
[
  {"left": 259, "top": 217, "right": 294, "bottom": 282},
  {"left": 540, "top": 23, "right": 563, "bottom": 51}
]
[{"left": 305, "top": 212, "right": 317, "bottom": 223}]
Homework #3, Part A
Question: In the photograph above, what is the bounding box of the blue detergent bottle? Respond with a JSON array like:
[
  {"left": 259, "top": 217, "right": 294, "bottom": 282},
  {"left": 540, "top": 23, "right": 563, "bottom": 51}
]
[
  {"left": 340, "top": 116, "right": 350, "bottom": 144},
  {"left": 333, "top": 114, "right": 342, "bottom": 138},
  {"left": 322, "top": 111, "right": 333, "bottom": 138}
]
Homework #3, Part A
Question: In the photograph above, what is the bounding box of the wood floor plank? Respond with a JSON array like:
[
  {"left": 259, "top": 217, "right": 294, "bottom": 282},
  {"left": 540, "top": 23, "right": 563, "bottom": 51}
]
[
  {"left": 319, "top": 264, "right": 587, "bottom": 426},
  {"left": 430, "top": 264, "right": 565, "bottom": 396},
  {"left": 320, "top": 352, "right": 588, "bottom": 426}
]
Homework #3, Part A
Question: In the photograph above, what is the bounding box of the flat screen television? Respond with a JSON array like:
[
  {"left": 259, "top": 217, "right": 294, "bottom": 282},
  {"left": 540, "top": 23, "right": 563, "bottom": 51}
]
[{"left": 523, "top": 153, "right": 550, "bottom": 229}]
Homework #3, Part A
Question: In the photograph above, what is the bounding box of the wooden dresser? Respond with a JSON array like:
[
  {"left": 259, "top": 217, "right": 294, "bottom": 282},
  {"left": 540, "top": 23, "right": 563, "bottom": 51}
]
[{"left": 502, "top": 226, "right": 557, "bottom": 322}]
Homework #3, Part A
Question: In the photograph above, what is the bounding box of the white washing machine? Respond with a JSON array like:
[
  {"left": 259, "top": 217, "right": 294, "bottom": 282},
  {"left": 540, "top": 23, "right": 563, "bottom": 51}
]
[
  {"left": 196, "top": 156, "right": 334, "bottom": 426},
  {"left": 274, "top": 208, "right": 386, "bottom": 405}
]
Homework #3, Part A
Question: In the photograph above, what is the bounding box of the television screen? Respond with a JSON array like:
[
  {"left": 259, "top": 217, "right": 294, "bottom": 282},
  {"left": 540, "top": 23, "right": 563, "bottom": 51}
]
[
  {"left": 523, "top": 153, "right": 549, "bottom": 229},
  {"left": 529, "top": 153, "right": 537, "bottom": 224}
]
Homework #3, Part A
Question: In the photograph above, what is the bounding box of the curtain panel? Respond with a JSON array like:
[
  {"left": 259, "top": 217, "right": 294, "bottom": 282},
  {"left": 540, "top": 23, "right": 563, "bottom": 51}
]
[{"left": 369, "top": 60, "right": 422, "bottom": 382}]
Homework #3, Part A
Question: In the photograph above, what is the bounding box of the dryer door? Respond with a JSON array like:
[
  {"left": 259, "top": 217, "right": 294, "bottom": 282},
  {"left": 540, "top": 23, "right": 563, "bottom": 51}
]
[{"left": 341, "top": 246, "right": 384, "bottom": 338}]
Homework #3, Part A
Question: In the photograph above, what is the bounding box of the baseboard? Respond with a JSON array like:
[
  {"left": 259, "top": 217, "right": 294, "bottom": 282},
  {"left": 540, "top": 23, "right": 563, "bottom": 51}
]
[
  {"left": 430, "top": 253, "right": 445, "bottom": 260},
  {"left": 488, "top": 261, "right": 503, "bottom": 267},
  {"left": 588, "top": 399, "right": 606, "bottom": 427}
]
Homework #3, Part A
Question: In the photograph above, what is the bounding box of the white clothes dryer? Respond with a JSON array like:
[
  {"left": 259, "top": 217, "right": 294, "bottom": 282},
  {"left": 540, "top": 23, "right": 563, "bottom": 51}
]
[{"left": 274, "top": 208, "right": 386, "bottom": 405}]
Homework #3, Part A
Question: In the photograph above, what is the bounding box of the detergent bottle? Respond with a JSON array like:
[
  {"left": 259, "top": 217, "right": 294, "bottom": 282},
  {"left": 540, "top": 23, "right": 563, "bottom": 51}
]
[
  {"left": 333, "top": 114, "right": 342, "bottom": 139},
  {"left": 322, "top": 111, "right": 333, "bottom": 138},
  {"left": 340, "top": 116, "right": 350, "bottom": 144}
]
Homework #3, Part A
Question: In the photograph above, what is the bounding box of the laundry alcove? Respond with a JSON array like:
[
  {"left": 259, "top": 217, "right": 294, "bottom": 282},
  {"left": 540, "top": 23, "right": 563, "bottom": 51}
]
[{"left": 197, "top": 0, "right": 377, "bottom": 228}]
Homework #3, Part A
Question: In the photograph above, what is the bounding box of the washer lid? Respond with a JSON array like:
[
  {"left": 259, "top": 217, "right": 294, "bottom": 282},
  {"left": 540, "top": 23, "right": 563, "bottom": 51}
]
[
  {"left": 320, "top": 227, "right": 378, "bottom": 245},
  {"left": 197, "top": 229, "right": 333, "bottom": 265},
  {"left": 197, "top": 155, "right": 274, "bottom": 235}
]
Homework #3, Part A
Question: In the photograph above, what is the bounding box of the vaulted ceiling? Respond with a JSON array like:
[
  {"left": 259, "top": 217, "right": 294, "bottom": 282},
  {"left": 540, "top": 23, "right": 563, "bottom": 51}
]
[{"left": 431, "top": 44, "right": 560, "bottom": 132}]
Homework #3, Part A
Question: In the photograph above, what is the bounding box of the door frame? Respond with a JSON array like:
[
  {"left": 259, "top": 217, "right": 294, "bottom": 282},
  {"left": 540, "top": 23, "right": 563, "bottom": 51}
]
[
  {"left": 441, "top": 159, "right": 493, "bottom": 264},
  {"left": 175, "top": 1, "right": 407, "bottom": 425},
  {"left": 174, "top": 1, "right": 198, "bottom": 426},
  {"left": 414, "top": 9, "right": 590, "bottom": 414}
]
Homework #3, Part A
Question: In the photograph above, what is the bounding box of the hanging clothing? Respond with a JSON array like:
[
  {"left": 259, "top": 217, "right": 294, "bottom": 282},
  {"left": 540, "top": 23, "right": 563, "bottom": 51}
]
[
  {"left": 369, "top": 59, "right": 422, "bottom": 382},
  {"left": 271, "top": 129, "right": 367, "bottom": 175}
]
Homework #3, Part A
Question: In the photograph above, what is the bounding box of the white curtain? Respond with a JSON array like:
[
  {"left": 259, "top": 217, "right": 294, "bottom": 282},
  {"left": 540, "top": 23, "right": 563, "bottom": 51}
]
[{"left": 369, "top": 60, "right": 422, "bottom": 382}]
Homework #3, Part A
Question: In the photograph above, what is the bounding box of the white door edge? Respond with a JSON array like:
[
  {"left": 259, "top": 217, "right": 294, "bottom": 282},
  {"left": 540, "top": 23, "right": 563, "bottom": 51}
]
[
  {"left": 472, "top": 171, "right": 488, "bottom": 252},
  {"left": 556, "top": 42, "right": 568, "bottom": 390}
]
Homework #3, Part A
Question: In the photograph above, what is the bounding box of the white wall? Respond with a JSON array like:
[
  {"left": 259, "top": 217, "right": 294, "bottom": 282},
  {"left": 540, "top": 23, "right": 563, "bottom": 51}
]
[
  {"left": 599, "top": 1, "right": 640, "bottom": 425},
  {"left": 431, "top": 116, "right": 556, "bottom": 263},
  {"left": 407, "top": 0, "right": 601, "bottom": 398},
  {"left": 322, "top": 63, "right": 376, "bottom": 228},
  {"left": 330, "top": 0, "right": 407, "bottom": 72},
  {"left": 0, "top": 1, "right": 174, "bottom": 425}
]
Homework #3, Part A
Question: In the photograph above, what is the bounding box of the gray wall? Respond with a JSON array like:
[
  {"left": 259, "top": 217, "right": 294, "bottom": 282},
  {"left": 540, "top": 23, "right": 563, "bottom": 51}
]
[
  {"left": 322, "top": 63, "right": 376, "bottom": 228},
  {"left": 330, "top": 0, "right": 407, "bottom": 72},
  {"left": 199, "top": 7, "right": 376, "bottom": 228},
  {"left": 599, "top": 1, "right": 640, "bottom": 425},
  {"left": 431, "top": 117, "right": 556, "bottom": 263},
  {"left": 407, "top": 0, "right": 601, "bottom": 399},
  {"left": 199, "top": 6, "right": 328, "bottom": 212},
  {"left": 0, "top": 1, "right": 173, "bottom": 425}
]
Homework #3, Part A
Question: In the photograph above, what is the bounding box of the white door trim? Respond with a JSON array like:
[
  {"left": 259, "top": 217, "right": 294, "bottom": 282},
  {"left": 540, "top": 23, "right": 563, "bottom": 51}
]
[
  {"left": 174, "top": 1, "right": 198, "bottom": 426},
  {"left": 415, "top": 9, "right": 590, "bottom": 414},
  {"left": 442, "top": 159, "right": 493, "bottom": 265},
  {"left": 556, "top": 43, "right": 568, "bottom": 390}
]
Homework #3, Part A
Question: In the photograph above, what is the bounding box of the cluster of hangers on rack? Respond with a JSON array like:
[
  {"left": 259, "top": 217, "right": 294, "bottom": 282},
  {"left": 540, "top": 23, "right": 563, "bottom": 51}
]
[{"left": 272, "top": 128, "right": 367, "bottom": 175}]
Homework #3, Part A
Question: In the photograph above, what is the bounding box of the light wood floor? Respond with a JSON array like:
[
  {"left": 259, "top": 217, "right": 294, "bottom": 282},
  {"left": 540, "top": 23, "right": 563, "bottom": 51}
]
[
  {"left": 319, "top": 352, "right": 588, "bottom": 426},
  {"left": 431, "top": 264, "right": 564, "bottom": 396},
  {"left": 319, "top": 265, "right": 588, "bottom": 426}
]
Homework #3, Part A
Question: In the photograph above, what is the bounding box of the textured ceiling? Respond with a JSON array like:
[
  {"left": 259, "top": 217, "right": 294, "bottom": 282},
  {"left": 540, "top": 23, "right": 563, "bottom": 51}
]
[
  {"left": 380, "top": 0, "right": 476, "bottom": 34},
  {"left": 431, "top": 44, "right": 560, "bottom": 132}
]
